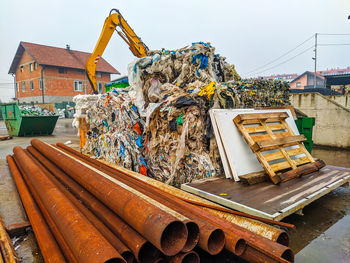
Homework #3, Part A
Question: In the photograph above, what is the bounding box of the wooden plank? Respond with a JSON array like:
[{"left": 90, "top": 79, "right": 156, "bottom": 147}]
[
  {"left": 239, "top": 171, "right": 268, "bottom": 185},
  {"left": 255, "top": 106, "right": 297, "bottom": 120},
  {"left": 245, "top": 124, "right": 285, "bottom": 133},
  {"left": 255, "top": 151, "right": 281, "bottom": 183},
  {"left": 264, "top": 147, "right": 305, "bottom": 162},
  {"left": 270, "top": 156, "right": 310, "bottom": 171},
  {"left": 6, "top": 221, "right": 31, "bottom": 238},
  {"left": 0, "top": 214, "right": 19, "bottom": 263},
  {"left": 0, "top": 135, "right": 12, "bottom": 141},
  {"left": 278, "top": 159, "right": 326, "bottom": 182},
  {"left": 234, "top": 112, "right": 289, "bottom": 123},
  {"left": 280, "top": 147, "right": 297, "bottom": 169},
  {"left": 252, "top": 134, "right": 306, "bottom": 152},
  {"left": 250, "top": 132, "right": 291, "bottom": 142}
]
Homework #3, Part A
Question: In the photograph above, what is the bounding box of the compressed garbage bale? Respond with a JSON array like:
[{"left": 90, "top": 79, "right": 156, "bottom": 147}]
[
  {"left": 74, "top": 42, "right": 291, "bottom": 186},
  {"left": 128, "top": 42, "right": 240, "bottom": 116},
  {"left": 217, "top": 79, "right": 290, "bottom": 109}
]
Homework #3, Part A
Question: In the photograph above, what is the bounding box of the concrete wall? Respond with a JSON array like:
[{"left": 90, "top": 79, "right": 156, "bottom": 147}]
[
  {"left": 326, "top": 95, "right": 350, "bottom": 110},
  {"left": 290, "top": 93, "right": 350, "bottom": 148}
]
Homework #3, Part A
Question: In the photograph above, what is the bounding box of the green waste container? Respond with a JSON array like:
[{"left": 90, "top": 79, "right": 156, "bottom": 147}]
[
  {"left": 295, "top": 117, "right": 315, "bottom": 153},
  {"left": 1, "top": 103, "right": 59, "bottom": 136}
]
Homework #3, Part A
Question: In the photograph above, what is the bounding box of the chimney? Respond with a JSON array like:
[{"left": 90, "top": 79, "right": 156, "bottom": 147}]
[{"left": 66, "top": 44, "right": 70, "bottom": 51}]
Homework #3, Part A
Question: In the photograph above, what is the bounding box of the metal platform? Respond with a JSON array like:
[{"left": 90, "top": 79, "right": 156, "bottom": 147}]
[{"left": 181, "top": 165, "right": 350, "bottom": 221}]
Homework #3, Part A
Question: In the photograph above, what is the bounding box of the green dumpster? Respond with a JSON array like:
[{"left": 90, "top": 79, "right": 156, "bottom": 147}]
[
  {"left": 1, "top": 103, "right": 59, "bottom": 136},
  {"left": 295, "top": 117, "right": 315, "bottom": 153}
]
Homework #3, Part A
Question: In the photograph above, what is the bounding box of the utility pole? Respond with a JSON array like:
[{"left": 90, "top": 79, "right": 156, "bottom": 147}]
[{"left": 313, "top": 33, "right": 318, "bottom": 88}]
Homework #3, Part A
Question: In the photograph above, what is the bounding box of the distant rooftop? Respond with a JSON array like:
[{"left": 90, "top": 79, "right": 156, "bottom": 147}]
[
  {"left": 9, "top": 41, "right": 120, "bottom": 74},
  {"left": 317, "top": 67, "right": 350, "bottom": 76}
]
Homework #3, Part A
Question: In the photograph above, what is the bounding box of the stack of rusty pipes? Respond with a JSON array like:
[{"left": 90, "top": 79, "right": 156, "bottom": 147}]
[{"left": 7, "top": 139, "right": 294, "bottom": 263}]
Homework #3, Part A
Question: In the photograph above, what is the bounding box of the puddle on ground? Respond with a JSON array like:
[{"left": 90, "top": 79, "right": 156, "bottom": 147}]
[
  {"left": 284, "top": 146, "right": 350, "bottom": 261},
  {"left": 295, "top": 214, "right": 350, "bottom": 263}
]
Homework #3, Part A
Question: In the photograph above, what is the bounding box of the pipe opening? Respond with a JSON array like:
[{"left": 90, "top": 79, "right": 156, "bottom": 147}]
[
  {"left": 182, "top": 251, "right": 200, "bottom": 263},
  {"left": 182, "top": 222, "right": 200, "bottom": 252},
  {"left": 138, "top": 242, "right": 160, "bottom": 263},
  {"left": 121, "top": 251, "right": 134, "bottom": 263},
  {"left": 281, "top": 248, "right": 294, "bottom": 263},
  {"left": 161, "top": 221, "right": 187, "bottom": 256},
  {"left": 207, "top": 229, "right": 225, "bottom": 255},
  {"left": 277, "top": 232, "right": 290, "bottom": 246},
  {"left": 234, "top": 238, "right": 246, "bottom": 256},
  {"left": 104, "top": 258, "right": 125, "bottom": 263}
]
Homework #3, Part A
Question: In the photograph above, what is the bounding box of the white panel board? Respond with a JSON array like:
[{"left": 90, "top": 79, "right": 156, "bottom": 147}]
[{"left": 210, "top": 109, "right": 300, "bottom": 178}]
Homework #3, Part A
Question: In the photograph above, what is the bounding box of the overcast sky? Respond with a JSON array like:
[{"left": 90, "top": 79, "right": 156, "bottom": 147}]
[{"left": 0, "top": 0, "right": 349, "bottom": 102}]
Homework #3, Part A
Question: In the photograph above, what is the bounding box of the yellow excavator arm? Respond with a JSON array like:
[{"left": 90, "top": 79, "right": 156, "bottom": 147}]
[{"left": 85, "top": 9, "right": 149, "bottom": 94}]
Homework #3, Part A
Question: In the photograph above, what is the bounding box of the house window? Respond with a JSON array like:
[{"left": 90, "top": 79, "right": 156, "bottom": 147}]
[
  {"left": 29, "top": 63, "right": 33, "bottom": 72},
  {"left": 16, "top": 83, "right": 19, "bottom": 93},
  {"left": 58, "top": 67, "right": 65, "bottom": 74},
  {"left": 296, "top": 82, "right": 301, "bottom": 87},
  {"left": 74, "top": 80, "right": 83, "bottom": 91},
  {"left": 39, "top": 79, "right": 43, "bottom": 90},
  {"left": 30, "top": 81, "right": 34, "bottom": 90},
  {"left": 96, "top": 72, "right": 102, "bottom": 78},
  {"left": 20, "top": 65, "right": 24, "bottom": 72},
  {"left": 34, "top": 62, "right": 38, "bottom": 70},
  {"left": 97, "top": 82, "right": 103, "bottom": 93},
  {"left": 22, "top": 81, "right": 25, "bottom": 92}
]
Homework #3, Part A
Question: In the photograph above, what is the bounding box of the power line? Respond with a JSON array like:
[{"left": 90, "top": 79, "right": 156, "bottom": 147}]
[
  {"left": 243, "top": 34, "right": 315, "bottom": 75},
  {"left": 247, "top": 46, "right": 314, "bottom": 77},
  {"left": 318, "top": 33, "right": 350, "bottom": 36},
  {"left": 318, "top": 43, "right": 350, "bottom": 46}
]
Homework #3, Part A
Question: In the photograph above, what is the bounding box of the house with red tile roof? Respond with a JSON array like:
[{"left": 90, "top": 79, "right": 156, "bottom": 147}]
[{"left": 8, "top": 42, "right": 119, "bottom": 103}]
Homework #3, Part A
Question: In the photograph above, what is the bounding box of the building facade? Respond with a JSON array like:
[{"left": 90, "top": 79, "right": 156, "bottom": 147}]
[
  {"left": 8, "top": 42, "right": 119, "bottom": 103},
  {"left": 289, "top": 71, "right": 324, "bottom": 90}
]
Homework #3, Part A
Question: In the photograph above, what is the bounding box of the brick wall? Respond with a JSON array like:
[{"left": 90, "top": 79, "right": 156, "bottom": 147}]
[{"left": 15, "top": 50, "right": 112, "bottom": 102}]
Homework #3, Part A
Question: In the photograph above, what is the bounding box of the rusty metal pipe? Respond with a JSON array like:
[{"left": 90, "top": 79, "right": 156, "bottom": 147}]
[
  {"left": 26, "top": 150, "right": 134, "bottom": 263},
  {"left": 12, "top": 147, "right": 124, "bottom": 263},
  {"left": 26, "top": 146, "right": 159, "bottom": 263},
  {"left": 86, "top": 170, "right": 223, "bottom": 255},
  {"left": 240, "top": 244, "right": 292, "bottom": 263},
  {"left": 31, "top": 139, "right": 187, "bottom": 256},
  {"left": 54, "top": 145, "right": 245, "bottom": 256},
  {"left": 55, "top": 145, "right": 292, "bottom": 262},
  {"left": 58, "top": 143, "right": 290, "bottom": 246},
  {"left": 6, "top": 155, "right": 66, "bottom": 263},
  {"left": 12, "top": 155, "right": 78, "bottom": 263},
  {"left": 53, "top": 145, "right": 225, "bottom": 255},
  {"left": 168, "top": 251, "right": 200, "bottom": 263}
]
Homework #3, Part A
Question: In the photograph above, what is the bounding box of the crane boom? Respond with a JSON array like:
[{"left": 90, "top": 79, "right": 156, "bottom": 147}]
[{"left": 85, "top": 9, "right": 149, "bottom": 94}]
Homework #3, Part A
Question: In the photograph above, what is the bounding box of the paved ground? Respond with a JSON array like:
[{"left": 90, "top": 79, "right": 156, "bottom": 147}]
[
  {"left": 0, "top": 118, "right": 349, "bottom": 262},
  {"left": 0, "top": 118, "right": 79, "bottom": 262}
]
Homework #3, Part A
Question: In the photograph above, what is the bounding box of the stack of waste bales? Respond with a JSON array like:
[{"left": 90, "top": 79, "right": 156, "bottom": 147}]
[{"left": 75, "top": 42, "right": 290, "bottom": 185}]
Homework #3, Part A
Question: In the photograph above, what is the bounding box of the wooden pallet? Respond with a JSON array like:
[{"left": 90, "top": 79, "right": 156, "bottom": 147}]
[{"left": 233, "top": 112, "right": 318, "bottom": 184}]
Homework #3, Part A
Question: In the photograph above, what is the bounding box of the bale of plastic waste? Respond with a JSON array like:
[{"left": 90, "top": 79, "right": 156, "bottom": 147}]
[{"left": 74, "top": 42, "right": 290, "bottom": 186}]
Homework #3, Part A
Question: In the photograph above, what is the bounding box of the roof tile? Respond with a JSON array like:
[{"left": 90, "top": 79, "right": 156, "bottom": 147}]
[{"left": 9, "top": 42, "right": 119, "bottom": 74}]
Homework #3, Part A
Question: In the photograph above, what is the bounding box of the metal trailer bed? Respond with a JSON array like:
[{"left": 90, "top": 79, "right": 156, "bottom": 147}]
[{"left": 181, "top": 165, "right": 350, "bottom": 221}]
